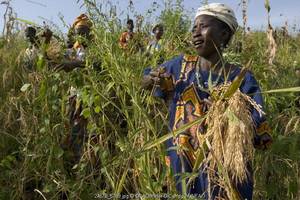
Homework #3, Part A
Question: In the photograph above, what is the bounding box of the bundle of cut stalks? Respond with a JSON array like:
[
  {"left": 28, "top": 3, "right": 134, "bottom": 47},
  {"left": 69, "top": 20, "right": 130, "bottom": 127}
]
[{"left": 205, "top": 83, "right": 264, "bottom": 186}]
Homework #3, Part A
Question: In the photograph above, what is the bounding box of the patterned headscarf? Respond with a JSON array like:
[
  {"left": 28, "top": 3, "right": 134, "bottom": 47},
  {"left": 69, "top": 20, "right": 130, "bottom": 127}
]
[
  {"left": 72, "top": 14, "right": 92, "bottom": 29},
  {"left": 195, "top": 3, "right": 238, "bottom": 33}
]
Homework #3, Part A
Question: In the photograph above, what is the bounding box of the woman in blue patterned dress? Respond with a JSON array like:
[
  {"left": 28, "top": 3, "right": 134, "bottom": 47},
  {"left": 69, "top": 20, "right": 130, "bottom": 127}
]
[{"left": 142, "top": 3, "right": 272, "bottom": 200}]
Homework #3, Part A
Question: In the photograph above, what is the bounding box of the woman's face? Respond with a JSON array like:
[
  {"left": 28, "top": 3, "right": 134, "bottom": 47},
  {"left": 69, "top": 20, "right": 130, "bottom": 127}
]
[
  {"left": 192, "top": 15, "right": 227, "bottom": 59},
  {"left": 74, "top": 25, "right": 90, "bottom": 37},
  {"left": 25, "top": 29, "right": 36, "bottom": 43},
  {"left": 154, "top": 27, "right": 164, "bottom": 39},
  {"left": 127, "top": 22, "right": 134, "bottom": 32}
]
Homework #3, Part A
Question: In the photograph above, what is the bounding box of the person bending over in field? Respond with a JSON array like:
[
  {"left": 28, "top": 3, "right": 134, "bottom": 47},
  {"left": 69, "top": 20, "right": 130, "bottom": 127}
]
[
  {"left": 23, "top": 26, "right": 39, "bottom": 70},
  {"left": 58, "top": 14, "right": 96, "bottom": 171},
  {"left": 119, "top": 19, "right": 135, "bottom": 49},
  {"left": 142, "top": 3, "right": 272, "bottom": 200},
  {"left": 146, "top": 23, "right": 165, "bottom": 64},
  {"left": 55, "top": 14, "right": 92, "bottom": 72},
  {"left": 23, "top": 26, "right": 53, "bottom": 70}
]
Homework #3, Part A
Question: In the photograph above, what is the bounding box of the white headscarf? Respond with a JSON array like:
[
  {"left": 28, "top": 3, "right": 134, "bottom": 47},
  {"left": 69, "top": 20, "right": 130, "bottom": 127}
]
[{"left": 195, "top": 3, "right": 238, "bottom": 33}]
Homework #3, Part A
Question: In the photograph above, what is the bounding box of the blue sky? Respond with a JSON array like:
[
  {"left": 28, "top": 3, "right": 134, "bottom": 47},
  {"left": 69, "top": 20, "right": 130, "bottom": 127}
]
[{"left": 1, "top": 0, "right": 300, "bottom": 33}]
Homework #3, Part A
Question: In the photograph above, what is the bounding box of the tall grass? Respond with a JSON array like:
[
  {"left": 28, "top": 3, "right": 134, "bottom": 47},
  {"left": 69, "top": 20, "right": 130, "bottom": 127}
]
[{"left": 0, "top": 0, "right": 299, "bottom": 199}]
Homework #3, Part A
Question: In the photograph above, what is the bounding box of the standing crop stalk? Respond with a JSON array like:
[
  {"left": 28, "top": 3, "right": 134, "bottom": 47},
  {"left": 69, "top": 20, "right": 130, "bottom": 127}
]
[{"left": 265, "top": 0, "right": 277, "bottom": 66}]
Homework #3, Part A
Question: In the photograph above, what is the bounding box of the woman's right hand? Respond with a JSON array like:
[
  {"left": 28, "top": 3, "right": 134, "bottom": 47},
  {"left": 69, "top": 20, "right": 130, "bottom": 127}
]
[{"left": 141, "top": 67, "right": 171, "bottom": 90}]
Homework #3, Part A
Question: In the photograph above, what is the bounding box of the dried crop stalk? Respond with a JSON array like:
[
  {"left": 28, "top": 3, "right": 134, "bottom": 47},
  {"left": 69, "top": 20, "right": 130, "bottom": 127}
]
[{"left": 204, "top": 84, "right": 264, "bottom": 198}]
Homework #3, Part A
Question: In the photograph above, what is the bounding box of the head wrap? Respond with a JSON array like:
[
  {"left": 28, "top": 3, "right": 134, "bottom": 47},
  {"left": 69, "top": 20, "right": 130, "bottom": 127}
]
[
  {"left": 73, "top": 14, "right": 92, "bottom": 29},
  {"left": 195, "top": 3, "right": 238, "bottom": 33}
]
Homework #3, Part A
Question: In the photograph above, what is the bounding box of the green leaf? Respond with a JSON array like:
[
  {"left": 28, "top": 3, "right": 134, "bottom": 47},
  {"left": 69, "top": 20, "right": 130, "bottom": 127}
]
[
  {"left": 81, "top": 108, "right": 91, "bottom": 118},
  {"left": 0, "top": 155, "right": 16, "bottom": 169},
  {"left": 262, "top": 87, "right": 300, "bottom": 94},
  {"left": 102, "top": 167, "right": 115, "bottom": 190},
  {"left": 37, "top": 55, "right": 45, "bottom": 71},
  {"left": 93, "top": 146, "right": 100, "bottom": 154},
  {"left": 15, "top": 18, "right": 39, "bottom": 26},
  {"left": 20, "top": 83, "right": 31, "bottom": 92},
  {"left": 39, "top": 81, "right": 46, "bottom": 99},
  {"left": 53, "top": 146, "right": 64, "bottom": 159},
  {"left": 116, "top": 163, "right": 129, "bottom": 195},
  {"left": 42, "top": 184, "right": 52, "bottom": 193},
  {"left": 222, "top": 62, "right": 250, "bottom": 99},
  {"left": 94, "top": 95, "right": 101, "bottom": 105},
  {"left": 264, "top": 0, "right": 271, "bottom": 12},
  {"left": 94, "top": 106, "right": 101, "bottom": 113},
  {"left": 39, "top": 127, "right": 46, "bottom": 133},
  {"left": 106, "top": 82, "right": 115, "bottom": 92},
  {"left": 143, "top": 115, "right": 206, "bottom": 151},
  {"left": 52, "top": 84, "right": 58, "bottom": 93},
  {"left": 44, "top": 119, "right": 50, "bottom": 125}
]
